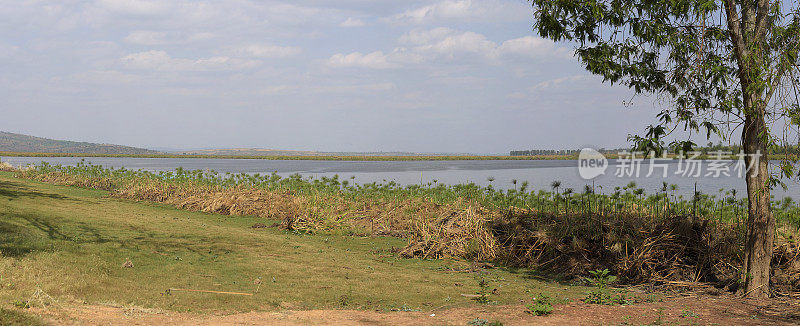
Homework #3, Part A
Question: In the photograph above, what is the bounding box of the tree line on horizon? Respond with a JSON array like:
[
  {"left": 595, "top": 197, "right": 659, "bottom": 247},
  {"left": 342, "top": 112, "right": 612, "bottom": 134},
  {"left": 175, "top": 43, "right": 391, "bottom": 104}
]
[{"left": 510, "top": 143, "right": 800, "bottom": 157}]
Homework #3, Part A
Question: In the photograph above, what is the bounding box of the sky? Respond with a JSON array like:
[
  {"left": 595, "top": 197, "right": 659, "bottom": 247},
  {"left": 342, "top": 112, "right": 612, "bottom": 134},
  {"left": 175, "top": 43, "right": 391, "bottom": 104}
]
[{"left": 0, "top": 0, "right": 664, "bottom": 153}]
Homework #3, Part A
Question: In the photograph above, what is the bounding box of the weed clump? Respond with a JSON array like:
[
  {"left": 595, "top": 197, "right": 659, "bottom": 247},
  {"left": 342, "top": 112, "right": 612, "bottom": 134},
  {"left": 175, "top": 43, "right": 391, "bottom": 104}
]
[
  {"left": 474, "top": 275, "right": 491, "bottom": 304},
  {"left": 467, "top": 318, "right": 503, "bottom": 326},
  {"left": 584, "top": 269, "right": 616, "bottom": 305},
  {"left": 525, "top": 293, "right": 554, "bottom": 316}
]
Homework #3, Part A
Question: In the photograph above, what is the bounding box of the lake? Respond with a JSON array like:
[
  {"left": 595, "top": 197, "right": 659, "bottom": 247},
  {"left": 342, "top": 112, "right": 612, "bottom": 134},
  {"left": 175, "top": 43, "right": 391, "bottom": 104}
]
[{"left": 3, "top": 156, "right": 798, "bottom": 200}]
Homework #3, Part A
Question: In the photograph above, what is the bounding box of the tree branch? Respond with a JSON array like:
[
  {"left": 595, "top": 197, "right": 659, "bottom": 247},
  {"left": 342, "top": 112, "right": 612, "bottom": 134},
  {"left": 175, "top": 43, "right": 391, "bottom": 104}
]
[
  {"left": 724, "top": 0, "right": 748, "bottom": 79},
  {"left": 754, "top": 0, "right": 772, "bottom": 42},
  {"left": 741, "top": 0, "right": 757, "bottom": 43},
  {"left": 763, "top": 36, "right": 800, "bottom": 110}
]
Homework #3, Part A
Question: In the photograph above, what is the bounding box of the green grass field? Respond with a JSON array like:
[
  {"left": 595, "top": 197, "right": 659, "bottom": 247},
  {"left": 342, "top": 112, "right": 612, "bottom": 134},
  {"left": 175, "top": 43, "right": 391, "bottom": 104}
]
[{"left": 0, "top": 171, "right": 585, "bottom": 323}]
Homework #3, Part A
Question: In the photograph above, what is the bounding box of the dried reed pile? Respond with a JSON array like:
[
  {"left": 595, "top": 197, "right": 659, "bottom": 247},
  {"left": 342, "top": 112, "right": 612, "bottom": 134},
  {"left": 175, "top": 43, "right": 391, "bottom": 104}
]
[
  {"left": 399, "top": 199, "right": 499, "bottom": 261},
  {"left": 407, "top": 208, "right": 798, "bottom": 292},
  {"left": 773, "top": 241, "right": 800, "bottom": 294},
  {"left": 24, "top": 171, "right": 117, "bottom": 191},
  {"left": 491, "top": 212, "right": 741, "bottom": 283},
  {"left": 0, "top": 161, "right": 15, "bottom": 172},
  {"left": 20, "top": 170, "right": 306, "bottom": 222}
]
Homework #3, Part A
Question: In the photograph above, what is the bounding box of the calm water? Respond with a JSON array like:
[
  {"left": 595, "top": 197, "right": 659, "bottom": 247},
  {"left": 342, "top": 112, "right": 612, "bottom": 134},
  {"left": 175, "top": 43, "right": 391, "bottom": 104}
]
[{"left": 3, "top": 156, "right": 799, "bottom": 200}]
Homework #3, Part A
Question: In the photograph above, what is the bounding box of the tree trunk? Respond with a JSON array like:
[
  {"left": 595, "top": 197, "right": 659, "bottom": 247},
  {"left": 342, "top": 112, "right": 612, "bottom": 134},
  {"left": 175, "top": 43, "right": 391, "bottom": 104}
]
[
  {"left": 741, "top": 113, "right": 775, "bottom": 299},
  {"left": 724, "top": 0, "right": 776, "bottom": 298}
]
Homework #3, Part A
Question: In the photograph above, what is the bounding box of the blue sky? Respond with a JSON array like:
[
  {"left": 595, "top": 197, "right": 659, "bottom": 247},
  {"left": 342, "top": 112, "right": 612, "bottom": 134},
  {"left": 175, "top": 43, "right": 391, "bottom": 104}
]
[{"left": 0, "top": 0, "right": 661, "bottom": 153}]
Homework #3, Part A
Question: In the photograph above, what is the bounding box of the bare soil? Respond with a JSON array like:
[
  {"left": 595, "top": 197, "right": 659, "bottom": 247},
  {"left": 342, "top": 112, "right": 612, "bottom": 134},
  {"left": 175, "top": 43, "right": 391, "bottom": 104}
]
[{"left": 31, "top": 293, "right": 800, "bottom": 325}]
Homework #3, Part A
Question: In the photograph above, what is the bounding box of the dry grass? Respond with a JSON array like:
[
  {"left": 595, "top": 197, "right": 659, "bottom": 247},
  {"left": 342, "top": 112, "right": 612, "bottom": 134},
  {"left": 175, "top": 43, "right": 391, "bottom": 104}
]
[
  {"left": 0, "top": 162, "right": 15, "bottom": 172},
  {"left": 400, "top": 199, "right": 499, "bottom": 261},
  {"left": 13, "top": 167, "right": 800, "bottom": 295}
]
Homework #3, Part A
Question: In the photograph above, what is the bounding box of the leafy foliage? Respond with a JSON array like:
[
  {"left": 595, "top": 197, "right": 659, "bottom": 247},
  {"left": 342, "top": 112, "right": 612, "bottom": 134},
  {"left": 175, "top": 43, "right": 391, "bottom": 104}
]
[
  {"left": 588, "top": 269, "right": 617, "bottom": 289},
  {"left": 526, "top": 293, "right": 555, "bottom": 316},
  {"left": 531, "top": 0, "right": 800, "bottom": 298},
  {"left": 584, "top": 269, "right": 618, "bottom": 305},
  {"left": 531, "top": 0, "right": 800, "bottom": 175},
  {"left": 467, "top": 318, "right": 504, "bottom": 326}
]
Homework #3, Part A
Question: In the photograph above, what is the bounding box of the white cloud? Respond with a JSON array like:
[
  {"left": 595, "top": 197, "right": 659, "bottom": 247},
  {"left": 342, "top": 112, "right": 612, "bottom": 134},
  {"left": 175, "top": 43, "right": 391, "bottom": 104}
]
[
  {"left": 77, "top": 0, "right": 342, "bottom": 38},
  {"left": 187, "top": 32, "right": 216, "bottom": 42},
  {"left": 530, "top": 75, "right": 592, "bottom": 91},
  {"left": 398, "top": 27, "right": 456, "bottom": 45},
  {"left": 235, "top": 44, "right": 302, "bottom": 58},
  {"left": 410, "top": 30, "right": 495, "bottom": 57},
  {"left": 0, "top": 43, "right": 20, "bottom": 58},
  {"left": 327, "top": 51, "right": 399, "bottom": 69},
  {"left": 120, "top": 50, "right": 260, "bottom": 72},
  {"left": 329, "top": 28, "right": 567, "bottom": 69},
  {"left": 95, "top": 0, "right": 171, "bottom": 16},
  {"left": 314, "top": 82, "right": 395, "bottom": 93},
  {"left": 340, "top": 17, "right": 365, "bottom": 27},
  {"left": 124, "top": 30, "right": 168, "bottom": 45},
  {"left": 260, "top": 82, "right": 395, "bottom": 95},
  {"left": 72, "top": 70, "right": 142, "bottom": 84},
  {"left": 123, "top": 30, "right": 220, "bottom": 46},
  {"left": 386, "top": 0, "right": 529, "bottom": 24},
  {"left": 390, "top": 0, "right": 471, "bottom": 24},
  {"left": 120, "top": 50, "right": 170, "bottom": 69},
  {"left": 510, "top": 74, "right": 632, "bottom": 113},
  {"left": 260, "top": 85, "right": 300, "bottom": 95},
  {"left": 494, "top": 36, "right": 572, "bottom": 59}
]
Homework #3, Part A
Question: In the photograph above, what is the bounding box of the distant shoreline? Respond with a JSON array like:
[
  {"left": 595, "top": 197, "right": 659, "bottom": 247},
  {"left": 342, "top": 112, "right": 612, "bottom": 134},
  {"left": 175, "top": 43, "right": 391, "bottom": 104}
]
[
  {"left": 1, "top": 152, "right": 764, "bottom": 161},
  {"left": 1, "top": 151, "right": 767, "bottom": 161},
  {"left": 0, "top": 151, "right": 585, "bottom": 161}
]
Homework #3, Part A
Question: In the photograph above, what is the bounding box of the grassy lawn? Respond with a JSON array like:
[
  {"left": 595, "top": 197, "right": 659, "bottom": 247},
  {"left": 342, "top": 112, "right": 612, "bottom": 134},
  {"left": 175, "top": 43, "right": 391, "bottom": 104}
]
[
  {"left": 0, "top": 308, "right": 46, "bottom": 326},
  {"left": 0, "top": 171, "right": 585, "bottom": 318}
]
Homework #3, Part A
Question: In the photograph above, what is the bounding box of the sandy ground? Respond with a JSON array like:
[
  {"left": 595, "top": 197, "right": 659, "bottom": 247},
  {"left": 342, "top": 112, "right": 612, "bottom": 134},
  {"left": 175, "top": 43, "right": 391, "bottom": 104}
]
[{"left": 26, "top": 293, "right": 800, "bottom": 326}]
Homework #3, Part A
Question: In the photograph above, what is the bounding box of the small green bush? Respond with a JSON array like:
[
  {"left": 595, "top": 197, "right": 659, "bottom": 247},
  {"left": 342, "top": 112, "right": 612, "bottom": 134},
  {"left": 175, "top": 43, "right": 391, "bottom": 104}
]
[
  {"left": 584, "top": 269, "right": 619, "bottom": 305},
  {"left": 680, "top": 310, "right": 698, "bottom": 318},
  {"left": 526, "top": 303, "right": 553, "bottom": 316},
  {"left": 587, "top": 269, "right": 616, "bottom": 289},
  {"left": 11, "top": 301, "right": 28, "bottom": 309},
  {"left": 611, "top": 291, "right": 634, "bottom": 305},
  {"left": 525, "top": 293, "right": 554, "bottom": 316},
  {"left": 474, "top": 277, "right": 491, "bottom": 304},
  {"left": 467, "top": 318, "right": 503, "bottom": 326},
  {"left": 583, "top": 290, "right": 613, "bottom": 305}
]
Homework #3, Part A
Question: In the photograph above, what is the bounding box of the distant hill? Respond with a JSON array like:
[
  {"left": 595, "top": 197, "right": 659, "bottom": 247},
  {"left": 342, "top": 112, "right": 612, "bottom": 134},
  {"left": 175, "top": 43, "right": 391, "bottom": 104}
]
[
  {"left": 175, "top": 148, "right": 323, "bottom": 156},
  {"left": 0, "top": 131, "right": 160, "bottom": 155}
]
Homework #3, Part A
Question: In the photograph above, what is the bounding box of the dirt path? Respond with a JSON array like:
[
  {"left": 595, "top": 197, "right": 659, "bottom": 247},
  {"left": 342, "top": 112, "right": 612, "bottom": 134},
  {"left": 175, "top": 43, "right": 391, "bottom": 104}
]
[{"left": 30, "top": 294, "right": 799, "bottom": 325}]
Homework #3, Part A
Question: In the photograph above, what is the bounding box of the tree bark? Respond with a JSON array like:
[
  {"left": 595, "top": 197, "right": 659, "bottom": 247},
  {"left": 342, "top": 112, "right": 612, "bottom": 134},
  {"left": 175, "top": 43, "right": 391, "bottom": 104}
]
[
  {"left": 725, "top": 0, "right": 776, "bottom": 299},
  {"left": 741, "top": 109, "right": 775, "bottom": 299}
]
